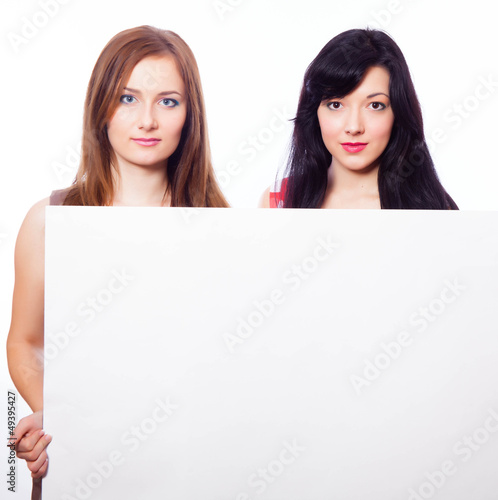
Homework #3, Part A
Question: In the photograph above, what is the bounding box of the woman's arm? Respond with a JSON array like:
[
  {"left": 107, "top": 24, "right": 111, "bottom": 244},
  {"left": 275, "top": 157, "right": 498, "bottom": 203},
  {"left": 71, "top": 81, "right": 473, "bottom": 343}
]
[
  {"left": 7, "top": 198, "right": 47, "bottom": 410},
  {"left": 258, "top": 187, "right": 271, "bottom": 208},
  {"left": 6, "top": 198, "right": 52, "bottom": 477}
]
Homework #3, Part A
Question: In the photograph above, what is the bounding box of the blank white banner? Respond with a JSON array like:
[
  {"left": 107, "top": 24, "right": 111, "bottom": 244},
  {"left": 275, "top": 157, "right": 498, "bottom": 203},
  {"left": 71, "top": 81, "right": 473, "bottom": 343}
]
[{"left": 44, "top": 208, "right": 498, "bottom": 500}]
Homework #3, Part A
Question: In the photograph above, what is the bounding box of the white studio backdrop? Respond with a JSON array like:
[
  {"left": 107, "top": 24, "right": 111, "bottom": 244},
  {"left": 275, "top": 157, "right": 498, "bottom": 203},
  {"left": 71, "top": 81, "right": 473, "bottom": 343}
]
[{"left": 1, "top": 0, "right": 497, "bottom": 497}]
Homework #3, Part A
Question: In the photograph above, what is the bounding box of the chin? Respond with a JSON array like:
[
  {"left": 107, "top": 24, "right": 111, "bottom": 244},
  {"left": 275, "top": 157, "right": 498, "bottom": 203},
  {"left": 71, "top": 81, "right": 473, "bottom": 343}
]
[
  {"left": 136, "top": 157, "right": 169, "bottom": 167},
  {"left": 347, "top": 162, "right": 379, "bottom": 173}
]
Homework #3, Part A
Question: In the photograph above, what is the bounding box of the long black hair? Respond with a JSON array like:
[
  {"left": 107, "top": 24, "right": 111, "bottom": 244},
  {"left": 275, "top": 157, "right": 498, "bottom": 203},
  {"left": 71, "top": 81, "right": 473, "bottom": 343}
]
[{"left": 282, "top": 28, "right": 457, "bottom": 209}]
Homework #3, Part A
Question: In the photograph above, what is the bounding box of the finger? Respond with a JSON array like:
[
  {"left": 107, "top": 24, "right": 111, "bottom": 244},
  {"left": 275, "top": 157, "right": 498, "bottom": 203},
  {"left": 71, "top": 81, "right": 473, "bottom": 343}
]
[
  {"left": 11, "top": 412, "right": 42, "bottom": 444},
  {"left": 17, "top": 433, "right": 51, "bottom": 461},
  {"left": 27, "top": 449, "right": 47, "bottom": 473},
  {"left": 12, "top": 419, "right": 31, "bottom": 440},
  {"left": 30, "top": 456, "right": 49, "bottom": 479},
  {"left": 10, "top": 422, "right": 31, "bottom": 446},
  {"left": 16, "top": 430, "right": 45, "bottom": 454}
]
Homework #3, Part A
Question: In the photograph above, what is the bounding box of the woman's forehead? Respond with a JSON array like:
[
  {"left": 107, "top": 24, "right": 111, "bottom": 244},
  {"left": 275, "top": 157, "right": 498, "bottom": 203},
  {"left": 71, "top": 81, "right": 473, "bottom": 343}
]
[{"left": 125, "top": 55, "right": 185, "bottom": 93}]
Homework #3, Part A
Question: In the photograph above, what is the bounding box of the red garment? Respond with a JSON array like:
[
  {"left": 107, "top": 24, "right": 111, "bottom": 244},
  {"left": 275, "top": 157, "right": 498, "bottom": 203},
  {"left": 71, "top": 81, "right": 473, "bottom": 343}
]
[{"left": 269, "top": 178, "right": 288, "bottom": 208}]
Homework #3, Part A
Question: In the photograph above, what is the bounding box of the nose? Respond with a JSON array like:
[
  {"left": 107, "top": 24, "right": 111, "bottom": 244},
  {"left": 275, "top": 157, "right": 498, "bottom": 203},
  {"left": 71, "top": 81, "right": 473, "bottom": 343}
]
[
  {"left": 138, "top": 105, "right": 158, "bottom": 131},
  {"left": 345, "top": 108, "right": 364, "bottom": 136}
]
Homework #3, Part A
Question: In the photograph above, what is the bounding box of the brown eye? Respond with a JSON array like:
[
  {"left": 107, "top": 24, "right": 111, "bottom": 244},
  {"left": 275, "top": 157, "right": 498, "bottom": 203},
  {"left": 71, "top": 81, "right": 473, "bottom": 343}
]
[
  {"left": 369, "top": 102, "right": 386, "bottom": 110},
  {"left": 327, "top": 101, "right": 342, "bottom": 110}
]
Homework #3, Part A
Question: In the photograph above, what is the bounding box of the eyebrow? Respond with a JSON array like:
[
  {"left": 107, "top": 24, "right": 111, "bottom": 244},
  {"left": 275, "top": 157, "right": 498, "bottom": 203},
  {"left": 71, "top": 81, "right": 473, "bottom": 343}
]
[
  {"left": 123, "top": 87, "right": 182, "bottom": 97},
  {"left": 367, "top": 92, "right": 390, "bottom": 99}
]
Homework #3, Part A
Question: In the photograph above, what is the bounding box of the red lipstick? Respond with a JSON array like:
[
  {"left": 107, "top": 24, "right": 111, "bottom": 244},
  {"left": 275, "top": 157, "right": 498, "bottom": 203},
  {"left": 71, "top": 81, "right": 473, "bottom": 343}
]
[
  {"left": 132, "top": 138, "right": 161, "bottom": 147},
  {"left": 341, "top": 142, "right": 367, "bottom": 153}
]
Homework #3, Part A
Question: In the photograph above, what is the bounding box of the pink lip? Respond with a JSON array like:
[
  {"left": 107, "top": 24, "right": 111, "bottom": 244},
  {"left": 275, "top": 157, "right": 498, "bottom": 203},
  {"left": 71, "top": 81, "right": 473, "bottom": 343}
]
[
  {"left": 341, "top": 142, "right": 367, "bottom": 153},
  {"left": 132, "top": 138, "right": 161, "bottom": 147}
]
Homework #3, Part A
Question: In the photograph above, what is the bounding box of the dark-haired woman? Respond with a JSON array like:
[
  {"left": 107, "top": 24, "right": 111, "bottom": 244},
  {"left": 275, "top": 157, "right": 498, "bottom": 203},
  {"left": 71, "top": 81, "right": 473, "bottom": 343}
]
[
  {"left": 6, "top": 25, "right": 229, "bottom": 498},
  {"left": 260, "top": 28, "right": 457, "bottom": 209}
]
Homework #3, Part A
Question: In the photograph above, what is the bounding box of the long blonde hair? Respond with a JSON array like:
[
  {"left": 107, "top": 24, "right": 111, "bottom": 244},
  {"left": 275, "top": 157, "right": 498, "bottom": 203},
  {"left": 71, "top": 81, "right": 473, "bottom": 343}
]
[{"left": 64, "top": 25, "right": 228, "bottom": 207}]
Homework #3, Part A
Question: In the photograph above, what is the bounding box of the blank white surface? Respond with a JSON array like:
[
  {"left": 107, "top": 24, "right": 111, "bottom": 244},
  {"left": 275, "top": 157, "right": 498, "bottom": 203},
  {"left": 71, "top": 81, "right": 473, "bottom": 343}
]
[{"left": 44, "top": 208, "right": 498, "bottom": 499}]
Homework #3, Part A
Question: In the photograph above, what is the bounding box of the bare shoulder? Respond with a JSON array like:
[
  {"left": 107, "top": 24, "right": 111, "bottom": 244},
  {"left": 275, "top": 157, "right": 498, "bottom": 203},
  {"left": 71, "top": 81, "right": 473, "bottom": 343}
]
[
  {"left": 9, "top": 197, "right": 50, "bottom": 342},
  {"left": 24, "top": 196, "right": 51, "bottom": 222},
  {"left": 258, "top": 186, "right": 271, "bottom": 208},
  {"left": 15, "top": 197, "right": 50, "bottom": 265}
]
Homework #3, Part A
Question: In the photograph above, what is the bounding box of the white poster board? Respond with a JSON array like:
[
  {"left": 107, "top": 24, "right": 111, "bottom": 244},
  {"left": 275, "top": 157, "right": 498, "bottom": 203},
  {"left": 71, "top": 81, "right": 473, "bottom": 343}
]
[{"left": 44, "top": 208, "right": 498, "bottom": 499}]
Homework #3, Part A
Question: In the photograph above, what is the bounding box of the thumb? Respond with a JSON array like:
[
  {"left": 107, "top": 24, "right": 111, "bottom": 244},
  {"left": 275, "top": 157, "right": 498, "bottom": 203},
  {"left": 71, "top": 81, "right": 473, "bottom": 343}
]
[{"left": 10, "top": 411, "right": 43, "bottom": 444}]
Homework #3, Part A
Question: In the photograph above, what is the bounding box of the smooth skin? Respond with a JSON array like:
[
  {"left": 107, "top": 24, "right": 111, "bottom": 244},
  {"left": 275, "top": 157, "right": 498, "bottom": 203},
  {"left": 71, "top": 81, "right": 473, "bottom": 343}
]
[
  {"left": 260, "top": 66, "right": 394, "bottom": 209},
  {"left": 7, "top": 55, "right": 187, "bottom": 479},
  {"left": 7, "top": 197, "right": 51, "bottom": 479}
]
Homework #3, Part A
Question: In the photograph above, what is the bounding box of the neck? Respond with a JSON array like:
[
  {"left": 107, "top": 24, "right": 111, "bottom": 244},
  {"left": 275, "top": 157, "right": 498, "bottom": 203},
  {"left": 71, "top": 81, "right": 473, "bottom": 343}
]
[
  {"left": 322, "top": 159, "right": 381, "bottom": 209},
  {"left": 111, "top": 161, "right": 171, "bottom": 207}
]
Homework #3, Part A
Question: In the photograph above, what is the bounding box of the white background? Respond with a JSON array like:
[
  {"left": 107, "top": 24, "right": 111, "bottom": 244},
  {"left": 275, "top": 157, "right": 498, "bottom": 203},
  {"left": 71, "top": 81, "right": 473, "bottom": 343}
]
[{"left": 1, "top": 0, "right": 497, "bottom": 497}]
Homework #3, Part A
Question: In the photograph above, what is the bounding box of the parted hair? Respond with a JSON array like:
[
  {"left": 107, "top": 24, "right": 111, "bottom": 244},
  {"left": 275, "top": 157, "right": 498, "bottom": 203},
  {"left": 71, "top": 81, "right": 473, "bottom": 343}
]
[
  {"left": 64, "top": 25, "right": 228, "bottom": 207},
  {"left": 282, "top": 28, "right": 457, "bottom": 209}
]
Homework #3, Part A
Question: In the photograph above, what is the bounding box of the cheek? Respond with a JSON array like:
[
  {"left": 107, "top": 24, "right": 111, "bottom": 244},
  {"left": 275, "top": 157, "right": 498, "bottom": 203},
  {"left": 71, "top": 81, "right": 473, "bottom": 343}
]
[
  {"left": 318, "top": 115, "right": 342, "bottom": 143},
  {"left": 168, "top": 111, "right": 187, "bottom": 138},
  {"left": 106, "top": 121, "right": 119, "bottom": 146},
  {"left": 110, "top": 107, "right": 134, "bottom": 126},
  {"left": 107, "top": 112, "right": 131, "bottom": 140},
  {"left": 370, "top": 115, "right": 394, "bottom": 144}
]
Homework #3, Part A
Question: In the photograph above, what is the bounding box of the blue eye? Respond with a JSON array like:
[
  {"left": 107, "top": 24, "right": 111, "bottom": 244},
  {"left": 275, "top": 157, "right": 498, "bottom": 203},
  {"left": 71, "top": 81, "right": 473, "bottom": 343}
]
[
  {"left": 160, "top": 98, "right": 180, "bottom": 107},
  {"left": 120, "top": 95, "right": 137, "bottom": 104},
  {"left": 368, "top": 102, "right": 387, "bottom": 110}
]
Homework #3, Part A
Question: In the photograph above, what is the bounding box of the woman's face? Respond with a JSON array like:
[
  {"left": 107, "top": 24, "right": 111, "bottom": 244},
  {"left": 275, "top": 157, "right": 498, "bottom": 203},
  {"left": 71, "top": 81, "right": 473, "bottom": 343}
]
[
  {"left": 107, "top": 55, "right": 187, "bottom": 172},
  {"left": 317, "top": 65, "right": 394, "bottom": 174}
]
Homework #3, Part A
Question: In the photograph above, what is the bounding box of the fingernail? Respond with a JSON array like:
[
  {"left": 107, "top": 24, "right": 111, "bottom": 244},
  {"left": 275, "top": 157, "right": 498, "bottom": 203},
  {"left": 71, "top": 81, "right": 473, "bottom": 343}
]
[{"left": 44, "top": 434, "right": 52, "bottom": 442}]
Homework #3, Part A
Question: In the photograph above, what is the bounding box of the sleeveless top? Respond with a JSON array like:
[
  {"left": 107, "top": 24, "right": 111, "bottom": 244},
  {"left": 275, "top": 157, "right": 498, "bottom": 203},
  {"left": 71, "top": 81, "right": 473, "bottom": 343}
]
[
  {"left": 49, "top": 188, "right": 71, "bottom": 206},
  {"left": 269, "top": 178, "right": 288, "bottom": 208}
]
